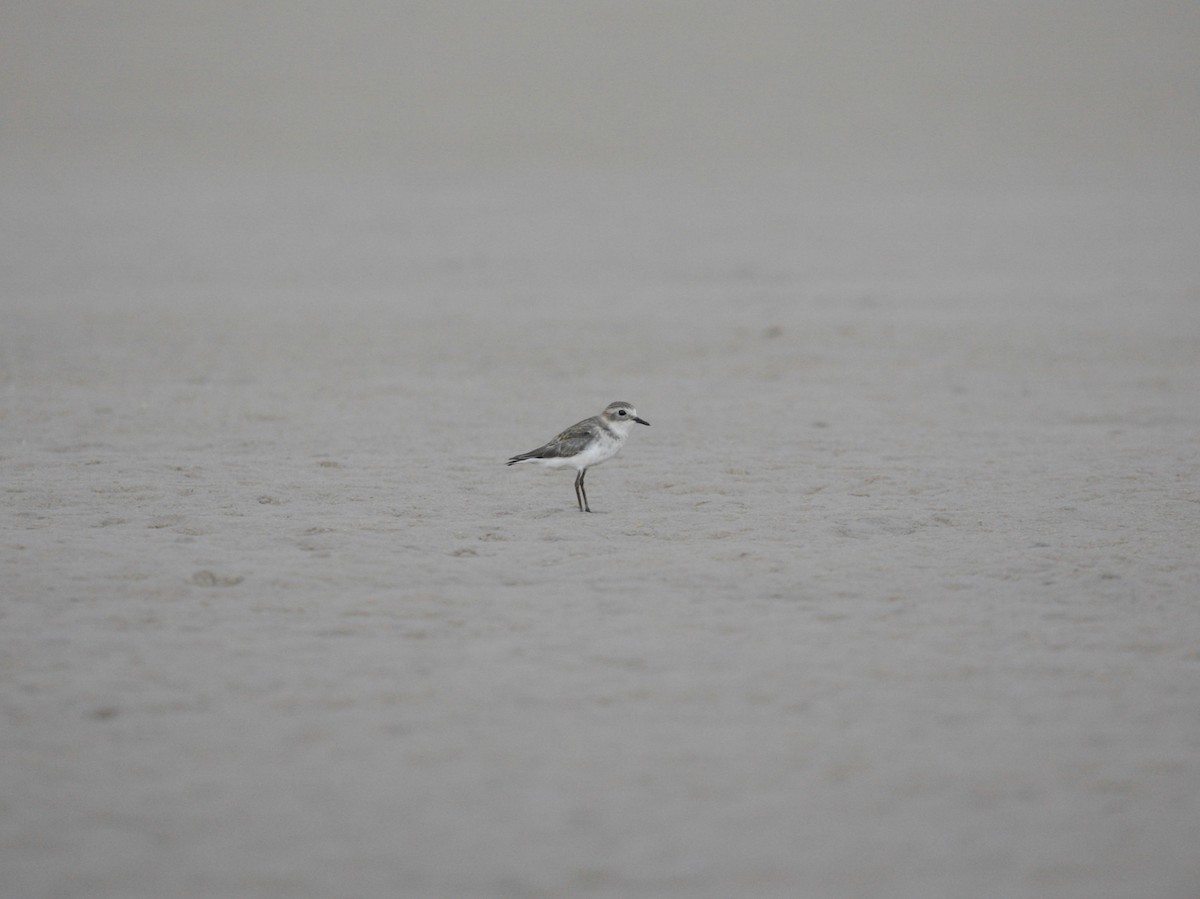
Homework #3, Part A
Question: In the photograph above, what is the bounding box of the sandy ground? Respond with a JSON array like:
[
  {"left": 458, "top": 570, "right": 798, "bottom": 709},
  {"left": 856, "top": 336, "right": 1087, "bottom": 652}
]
[
  {"left": 4, "top": 4, "right": 1200, "bottom": 899},
  {"left": 5, "top": 167, "right": 1200, "bottom": 899}
]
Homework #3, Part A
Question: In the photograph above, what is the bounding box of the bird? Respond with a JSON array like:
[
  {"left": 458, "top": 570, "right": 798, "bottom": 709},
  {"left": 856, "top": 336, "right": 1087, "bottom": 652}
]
[{"left": 506, "top": 401, "right": 650, "bottom": 512}]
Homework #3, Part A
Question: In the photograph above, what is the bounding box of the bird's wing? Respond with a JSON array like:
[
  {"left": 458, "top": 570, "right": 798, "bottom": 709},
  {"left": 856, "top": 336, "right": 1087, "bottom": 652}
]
[
  {"left": 553, "top": 418, "right": 600, "bottom": 445},
  {"left": 519, "top": 434, "right": 590, "bottom": 460},
  {"left": 508, "top": 419, "right": 597, "bottom": 462}
]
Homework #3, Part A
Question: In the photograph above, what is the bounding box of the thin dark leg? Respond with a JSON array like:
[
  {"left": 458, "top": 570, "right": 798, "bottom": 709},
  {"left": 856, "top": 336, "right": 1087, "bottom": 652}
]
[
  {"left": 579, "top": 468, "right": 590, "bottom": 512},
  {"left": 574, "top": 470, "right": 584, "bottom": 511}
]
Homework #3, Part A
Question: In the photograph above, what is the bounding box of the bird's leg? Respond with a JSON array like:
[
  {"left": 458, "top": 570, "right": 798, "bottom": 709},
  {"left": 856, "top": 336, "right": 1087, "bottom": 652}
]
[
  {"left": 579, "top": 468, "right": 590, "bottom": 512},
  {"left": 574, "top": 470, "right": 584, "bottom": 512}
]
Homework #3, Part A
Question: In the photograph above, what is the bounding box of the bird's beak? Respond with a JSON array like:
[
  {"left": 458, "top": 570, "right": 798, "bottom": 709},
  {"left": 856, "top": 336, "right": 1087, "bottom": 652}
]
[{"left": 634, "top": 416, "right": 650, "bottom": 426}]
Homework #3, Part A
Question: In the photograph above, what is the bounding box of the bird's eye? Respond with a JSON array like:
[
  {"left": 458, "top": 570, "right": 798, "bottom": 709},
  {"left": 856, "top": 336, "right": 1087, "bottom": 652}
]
[{"left": 617, "top": 409, "right": 626, "bottom": 416}]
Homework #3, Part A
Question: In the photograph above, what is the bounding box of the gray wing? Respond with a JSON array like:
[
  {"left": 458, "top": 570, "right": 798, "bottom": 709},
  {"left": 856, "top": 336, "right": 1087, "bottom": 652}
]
[{"left": 506, "top": 418, "right": 597, "bottom": 464}]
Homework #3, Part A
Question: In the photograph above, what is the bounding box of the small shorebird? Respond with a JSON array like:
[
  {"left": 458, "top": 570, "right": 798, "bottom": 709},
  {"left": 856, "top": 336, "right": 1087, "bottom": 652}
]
[{"left": 506, "top": 401, "right": 650, "bottom": 512}]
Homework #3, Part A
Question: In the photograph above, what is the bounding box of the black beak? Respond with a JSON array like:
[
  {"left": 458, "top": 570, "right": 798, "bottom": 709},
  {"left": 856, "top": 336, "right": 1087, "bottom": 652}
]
[{"left": 634, "top": 416, "right": 650, "bottom": 426}]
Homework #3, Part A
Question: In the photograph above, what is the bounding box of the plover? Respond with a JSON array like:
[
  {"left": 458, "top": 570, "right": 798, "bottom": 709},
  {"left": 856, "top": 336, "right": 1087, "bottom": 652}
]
[{"left": 506, "top": 401, "right": 650, "bottom": 512}]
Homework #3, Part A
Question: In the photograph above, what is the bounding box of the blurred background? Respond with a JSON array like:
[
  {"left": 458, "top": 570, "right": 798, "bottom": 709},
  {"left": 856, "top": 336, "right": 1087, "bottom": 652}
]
[{"left": 4, "top": 0, "right": 1198, "bottom": 186}]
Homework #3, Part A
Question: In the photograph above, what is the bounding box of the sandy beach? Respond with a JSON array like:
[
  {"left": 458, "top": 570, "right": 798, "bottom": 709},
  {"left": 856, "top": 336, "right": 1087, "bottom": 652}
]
[{"left": 4, "top": 4, "right": 1200, "bottom": 897}]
